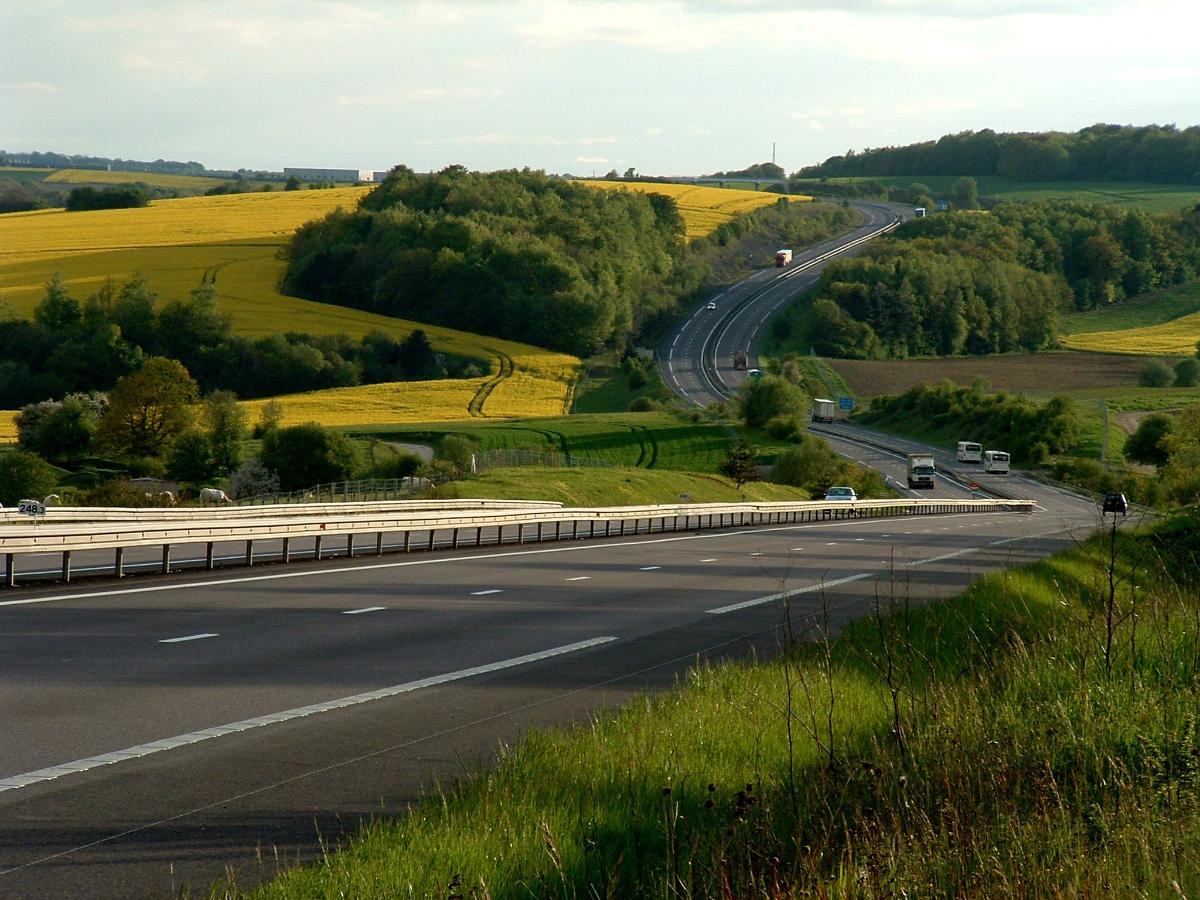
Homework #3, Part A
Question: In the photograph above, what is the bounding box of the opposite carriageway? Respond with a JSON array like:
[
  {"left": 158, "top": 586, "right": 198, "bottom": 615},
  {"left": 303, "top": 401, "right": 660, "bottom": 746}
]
[{"left": 1, "top": 497, "right": 1035, "bottom": 588}]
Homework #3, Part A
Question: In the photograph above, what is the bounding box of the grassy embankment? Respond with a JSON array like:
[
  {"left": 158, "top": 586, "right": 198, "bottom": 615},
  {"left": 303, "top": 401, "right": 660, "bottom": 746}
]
[{"left": 238, "top": 508, "right": 1200, "bottom": 898}]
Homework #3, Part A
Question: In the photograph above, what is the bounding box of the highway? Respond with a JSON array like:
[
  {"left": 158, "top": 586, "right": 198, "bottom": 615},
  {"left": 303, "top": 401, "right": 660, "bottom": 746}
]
[
  {"left": 660, "top": 200, "right": 908, "bottom": 409},
  {"left": 0, "top": 202, "right": 1106, "bottom": 898}
]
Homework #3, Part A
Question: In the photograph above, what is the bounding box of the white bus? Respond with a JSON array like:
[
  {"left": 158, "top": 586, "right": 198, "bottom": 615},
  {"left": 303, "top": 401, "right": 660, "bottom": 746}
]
[
  {"left": 983, "top": 450, "right": 1010, "bottom": 474},
  {"left": 956, "top": 441, "right": 983, "bottom": 463}
]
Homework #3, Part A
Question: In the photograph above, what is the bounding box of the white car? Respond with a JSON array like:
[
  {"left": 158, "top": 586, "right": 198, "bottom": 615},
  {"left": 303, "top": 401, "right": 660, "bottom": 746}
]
[
  {"left": 824, "top": 486, "right": 858, "bottom": 501},
  {"left": 706, "top": 301, "right": 717, "bottom": 310}
]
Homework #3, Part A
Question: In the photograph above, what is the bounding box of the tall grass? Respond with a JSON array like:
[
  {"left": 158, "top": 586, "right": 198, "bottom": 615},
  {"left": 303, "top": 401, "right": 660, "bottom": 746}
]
[{"left": 237, "top": 512, "right": 1200, "bottom": 898}]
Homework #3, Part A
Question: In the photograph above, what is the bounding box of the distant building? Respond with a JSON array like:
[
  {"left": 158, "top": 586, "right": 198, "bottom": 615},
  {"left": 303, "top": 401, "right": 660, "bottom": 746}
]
[{"left": 283, "top": 166, "right": 374, "bottom": 183}]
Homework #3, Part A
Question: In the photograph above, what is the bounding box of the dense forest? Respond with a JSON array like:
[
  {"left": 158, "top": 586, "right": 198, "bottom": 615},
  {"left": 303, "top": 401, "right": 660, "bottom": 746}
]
[
  {"left": 0, "top": 274, "right": 482, "bottom": 407},
  {"left": 798, "top": 124, "right": 1200, "bottom": 184},
  {"left": 282, "top": 167, "right": 856, "bottom": 356},
  {"left": 284, "top": 166, "right": 700, "bottom": 356},
  {"left": 787, "top": 200, "right": 1200, "bottom": 359}
]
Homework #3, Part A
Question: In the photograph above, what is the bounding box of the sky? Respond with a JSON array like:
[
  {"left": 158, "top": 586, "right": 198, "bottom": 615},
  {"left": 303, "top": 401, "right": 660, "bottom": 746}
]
[{"left": 3, "top": 0, "right": 1200, "bottom": 176}]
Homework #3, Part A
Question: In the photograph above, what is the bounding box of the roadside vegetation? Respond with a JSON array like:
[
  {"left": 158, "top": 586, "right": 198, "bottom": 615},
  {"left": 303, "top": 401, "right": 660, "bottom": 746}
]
[{"left": 232, "top": 506, "right": 1200, "bottom": 899}]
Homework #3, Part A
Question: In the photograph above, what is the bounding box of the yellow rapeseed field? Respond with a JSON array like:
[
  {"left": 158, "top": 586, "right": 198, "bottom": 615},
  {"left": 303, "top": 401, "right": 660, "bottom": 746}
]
[
  {"left": 0, "top": 188, "right": 580, "bottom": 427},
  {"left": 240, "top": 380, "right": 487, "bottom": 428},
  {"left": 1060, "top": 315, "right": 1200, "bottom": 355},
  {"left": 0, "top": 411, "right": 16, "bottom": 444},
  {"left": 577, "top": 181, "right": 810, "bottom": 240},
  {"left": 43, "top": 169, "right": 234, "bottom": 190}
]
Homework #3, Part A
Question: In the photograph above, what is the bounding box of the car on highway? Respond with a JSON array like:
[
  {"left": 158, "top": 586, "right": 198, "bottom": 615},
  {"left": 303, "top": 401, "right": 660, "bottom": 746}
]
[
  {"left": 1101, "top": 491, "right": 1129, "bottom": 516},
  {"left": 706, "top": 301, "right": 717, "bottom": 310},
  {"left": 824, "top": 486, "right": 858, "bottom": 501}
]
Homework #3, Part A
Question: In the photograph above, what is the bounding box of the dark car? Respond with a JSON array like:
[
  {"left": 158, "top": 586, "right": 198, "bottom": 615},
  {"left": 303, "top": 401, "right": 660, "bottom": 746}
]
[{"left": 1101, "top": 491, "right": 1129, "bottom": 515}]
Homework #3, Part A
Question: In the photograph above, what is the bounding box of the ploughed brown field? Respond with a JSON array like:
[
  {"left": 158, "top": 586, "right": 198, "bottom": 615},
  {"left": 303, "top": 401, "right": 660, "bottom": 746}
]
[{"left": 829, "top": 351, "right": 1174, "bottom": 399}]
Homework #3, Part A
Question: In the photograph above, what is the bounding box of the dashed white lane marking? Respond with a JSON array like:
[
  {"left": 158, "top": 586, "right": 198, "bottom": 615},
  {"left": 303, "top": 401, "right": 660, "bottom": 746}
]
[
  {"left": 855, "top": 538, "right": 866, "bottom": 542},
  {"left": 0, "top": 636, "right": 617, "bottom": 795},
  {"left": 159, "top": 633, "right": 217, "bottom": 644},
  {"left": 343, "top": 607, "right": 386, "bottom": 615},
  {"left": 825, "top": 542, "right": 837, "bottom": 546},
  {"left": 708, "top": 574, "right": 873, "bottom": 615},
  {"left": 470, "top": 589, "right": 503, "bottom": 596},
  {"left": 790, "top": 547, "right": 803, "bottom": 552},
  {"left": 565, "top": 576, "right": 591, "bottom": 581},
  {"left": 700, "top": 558, "right": 719, "bottom": 562},
  {"left": 639, "top": 566, "right": 662, "bottom": 571},
  {"left": 749, "top": 552, "right": 764, "bottom": 557}
]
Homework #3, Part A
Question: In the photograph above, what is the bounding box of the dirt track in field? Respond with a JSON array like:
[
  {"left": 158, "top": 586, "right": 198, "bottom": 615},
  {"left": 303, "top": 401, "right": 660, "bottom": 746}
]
[{"left": 829, "top": 352, "right": 1167, "bottom": 398}]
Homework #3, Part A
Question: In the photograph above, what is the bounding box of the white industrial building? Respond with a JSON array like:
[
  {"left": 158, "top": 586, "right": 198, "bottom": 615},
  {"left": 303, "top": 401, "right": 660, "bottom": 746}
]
[{"left": 284, "top": 166, "right": 378, "bottom": 184}]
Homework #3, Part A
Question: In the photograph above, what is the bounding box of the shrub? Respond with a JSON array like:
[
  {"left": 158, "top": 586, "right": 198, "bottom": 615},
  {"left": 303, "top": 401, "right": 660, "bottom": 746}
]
[
  {"left": 228, "top": 458, "right": 281, "bottom": 500},
  {"left": 1138, "top": 359, "right": 1174, "bottom": 387},
  {"left": 628, "top": 396, "right": 657, "bottom": 412},
  {"left": 260, "top": 422, "right": 362, "bottom": 490},
  {"left": 1124, "top": 414, "right": 1172, "bottom": 466},
  {"left": 1174, "top": 357, "right": 1200, "bottom": 388},
  {"left": 376, "top": 451, "right": 423, "bottom": 479},
  {"left": 739, "top": 376, "right": 806, "bottom": 428},
  {"left": 0, "top": 450, "right": 59, "bottom": 506},
  {"left": 764, "top": 414, "right": 805, "bottom": 441}
]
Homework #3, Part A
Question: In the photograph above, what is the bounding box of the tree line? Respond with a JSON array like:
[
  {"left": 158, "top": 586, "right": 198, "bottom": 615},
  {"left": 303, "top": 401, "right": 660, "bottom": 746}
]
[
  {"left": 0, "top": 274, "right": 482, "bottom": 408},
  {"left": 797, "top": 124, "right": 1200, "bottom": 184},
  {"left": 284, "top": 166, "right": 858, "bottom": 356},
  {"left": 786, "top": 199, "right": 1200, "bottom": 359},
  {"left": 283, "top": 165, "right": 701, "bottom": 356}
]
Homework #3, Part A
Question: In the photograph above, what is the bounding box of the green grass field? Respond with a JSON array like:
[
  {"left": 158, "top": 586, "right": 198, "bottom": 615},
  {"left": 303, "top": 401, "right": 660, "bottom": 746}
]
[
  {"left": 798, "top": 174, "right": 1200, "bottom": 212},
  {"left": 436, "top": 465, "right": 808, "bottom": 506},
  {"left": 349, "top": 412, "right": 734, "bottom": 473},
  {"left": 242, "top": 511, "right": 1200, "bottom": 899}
]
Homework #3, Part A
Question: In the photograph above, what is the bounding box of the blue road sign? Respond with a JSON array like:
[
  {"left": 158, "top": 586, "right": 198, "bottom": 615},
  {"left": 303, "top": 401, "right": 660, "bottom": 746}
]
[{"left": 838, "top": 396, "right": 854, "bottom": 410}]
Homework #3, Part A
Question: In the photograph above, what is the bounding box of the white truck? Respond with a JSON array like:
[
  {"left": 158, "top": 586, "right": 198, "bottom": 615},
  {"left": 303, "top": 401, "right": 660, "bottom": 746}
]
[
  {"left": 984, "top": 450, "right": 1010, "bottom": 474},
  {"left": 775, "top": 248, "right": 793, "bottom": 267},
  {"left": 811, "top": 398, "right": 835, "bottom": 424},
  {"left": 907, "top": 453, "right": 936, "bottom": 489},
  {"left": 956, "top": 441, "right": 983, "bottom": 463}
]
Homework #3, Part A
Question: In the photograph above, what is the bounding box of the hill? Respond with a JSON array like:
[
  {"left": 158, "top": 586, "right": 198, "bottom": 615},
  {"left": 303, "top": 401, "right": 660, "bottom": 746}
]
[{"left": 798, "top": 123, "right": 1200, "bottom": 185}]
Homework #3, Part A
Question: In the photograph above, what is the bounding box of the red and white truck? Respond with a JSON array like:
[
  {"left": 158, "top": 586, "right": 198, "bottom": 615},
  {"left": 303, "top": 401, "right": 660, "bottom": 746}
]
[{"left": 775, "top": 248, "right": 792, "bottom": 267}]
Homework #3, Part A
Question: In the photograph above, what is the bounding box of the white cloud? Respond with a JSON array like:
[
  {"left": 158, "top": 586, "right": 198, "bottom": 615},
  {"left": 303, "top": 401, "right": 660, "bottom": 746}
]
[{"left": 576, "top": 155, "right": 610, "bottom": 164}]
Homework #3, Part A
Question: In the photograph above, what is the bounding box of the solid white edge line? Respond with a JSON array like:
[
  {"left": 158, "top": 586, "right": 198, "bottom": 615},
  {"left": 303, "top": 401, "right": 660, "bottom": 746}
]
[{"left": 0, "top": 636, "right": 617, "bottom": 794}]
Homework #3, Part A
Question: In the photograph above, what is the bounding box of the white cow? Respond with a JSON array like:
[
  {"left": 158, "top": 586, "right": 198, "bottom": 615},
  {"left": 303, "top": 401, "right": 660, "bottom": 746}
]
[{"left": 199, "top": 487, "right": 231, "bottom": 503}]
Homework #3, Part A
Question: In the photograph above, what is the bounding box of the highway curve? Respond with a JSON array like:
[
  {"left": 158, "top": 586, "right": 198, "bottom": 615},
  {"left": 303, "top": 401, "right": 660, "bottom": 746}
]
[{"left": 660, "top": 200, "right": 910, "bottom": 409}]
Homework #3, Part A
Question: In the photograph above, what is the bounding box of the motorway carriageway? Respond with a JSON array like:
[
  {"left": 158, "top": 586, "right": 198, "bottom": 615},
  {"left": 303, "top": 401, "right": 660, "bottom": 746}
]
[{"left": 0, "top": 478, "right": 1100, "bottom": 897}]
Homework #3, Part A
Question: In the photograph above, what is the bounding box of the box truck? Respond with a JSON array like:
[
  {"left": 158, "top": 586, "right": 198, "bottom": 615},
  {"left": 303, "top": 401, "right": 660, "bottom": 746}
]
[
  {"left": 907, "top": 453, "right": 936, "bottom": 489},
  {"left": 811, "top": 398, "right": 835, "bottom": 423},
  {"left": 775, "top": 248, "right": 793, "bottom": 266},
  {"left": 732, "top": 350, "right": 748, "bottom": 370}
]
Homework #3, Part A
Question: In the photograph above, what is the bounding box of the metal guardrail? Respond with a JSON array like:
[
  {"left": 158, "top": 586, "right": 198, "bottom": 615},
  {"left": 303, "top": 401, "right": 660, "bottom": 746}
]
[
  {"left": 0, "top": 499, "right": 562, "bottom": 524},
  {"left": 1, "top": 497, "right": 1035, "bottom": 588}
]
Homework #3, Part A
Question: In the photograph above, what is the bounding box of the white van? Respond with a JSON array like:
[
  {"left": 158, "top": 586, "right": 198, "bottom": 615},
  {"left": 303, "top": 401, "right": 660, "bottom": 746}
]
[
  {"left": 957, "top": 441, "right": 983, "bottom": 463},
  {"left": 983, "top": 450, "right": 1010, "bottom": 474}
]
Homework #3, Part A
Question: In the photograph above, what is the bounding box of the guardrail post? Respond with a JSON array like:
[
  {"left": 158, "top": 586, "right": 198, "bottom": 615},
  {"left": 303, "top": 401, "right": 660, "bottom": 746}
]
[
  {"left": 62, "top": 551, "right": 72, "bottom": 583},
  {"left": 245, "top": 540, "right": 254, "bottom": 566},
  {"left": 206, "top": 542, "right": 215, "bottom": 569},
  {"left": 537, "top": 522, "right": 543, "bottom": 543},
  {"left": 572, "top": 521, "right": 579, "bottom": 539},
  {"left": 161, "top": 545, "right": 170, "bottom": 575},
  {"left": 476, "top": 527, "right": 483, "bottom": 547},
  {"left": 6, "top": 553, "right": 15, "bottom": 588},
  {"left": 115, "top": 546, "right": 124, "bottom": 578},
  {"left": 346, "top": 534, "right": 355, "bottom": 558},
  {"left": 518, "top": 523, "right": 525, "bottom": 544},
  {"left": 453, "top": 528, "right": 460, "bottom": 549},
  {"left": 315, "top": 535, "right": 323, "bottom": 560},
  {"left": 376, "top": 532, "right": 384, "bottom": 556},
  {"left": 403, "top": 531, "right": 411, "bottom": 553},
  {"left": 281, "top": 538, "right": 290, "bottom": 564},
  {"left": 427, "top": 529, "right": 436, "bottom": 551}
]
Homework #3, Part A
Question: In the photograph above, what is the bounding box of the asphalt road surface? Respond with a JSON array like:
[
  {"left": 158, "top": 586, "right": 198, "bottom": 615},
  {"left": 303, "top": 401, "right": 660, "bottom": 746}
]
[
  {"left": 661, "top": 201, "right": 909, "bottom": 409},
  {"left": 0, "top": 477, "right": 1101, "bottom": 897}
]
